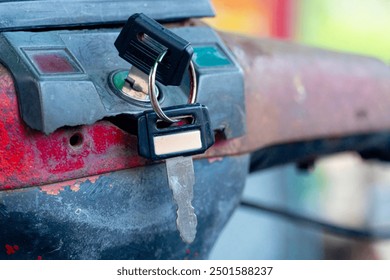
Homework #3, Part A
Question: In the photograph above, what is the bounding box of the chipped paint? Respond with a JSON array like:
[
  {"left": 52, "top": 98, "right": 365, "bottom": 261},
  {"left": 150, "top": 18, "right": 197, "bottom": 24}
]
[
  {"left": 0, "top": 65, "right": 147, "bottom": 190},
  {"left": 70, "top": 183, "right": 81, "bottom": 192},
  {"left": 39, "top": 175, "right": 100, "bottom": 195},
  {"left": 208, "top": 157, "right": 223, "bottom": 163},
  {"left": 39, "top": 185, "right": 66, "bottom": 196}
]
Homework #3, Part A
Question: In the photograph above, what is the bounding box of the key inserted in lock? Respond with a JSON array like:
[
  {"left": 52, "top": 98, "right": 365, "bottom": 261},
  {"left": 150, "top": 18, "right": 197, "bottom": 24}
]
[
  {"left": 115, "top": 13, "right": 194, "bottom": 87},
  {"left": 111, "top": 67, "right": 160, "bottom": 103},
  {"left": 114, "top": 14, "right": 216, "bottom": 244}
]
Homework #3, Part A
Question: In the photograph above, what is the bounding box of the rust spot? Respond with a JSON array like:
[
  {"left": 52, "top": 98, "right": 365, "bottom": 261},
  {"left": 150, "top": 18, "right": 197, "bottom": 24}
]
[{"left": 39, "top": 175, "right": 100, "bottom": 195}]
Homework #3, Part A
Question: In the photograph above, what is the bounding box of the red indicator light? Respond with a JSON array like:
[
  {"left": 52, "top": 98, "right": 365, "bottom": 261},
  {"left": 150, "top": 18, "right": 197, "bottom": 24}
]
[
  {"left": 32, "top": 53, "right": 75, "bottom": 74},
  {"left": 24, "top": 48, "right": 83, "bottom": 75}
]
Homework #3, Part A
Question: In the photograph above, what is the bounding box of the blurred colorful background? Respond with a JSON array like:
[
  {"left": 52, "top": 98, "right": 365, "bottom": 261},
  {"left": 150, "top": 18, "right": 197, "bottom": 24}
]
[
  {"left": 208, "top": 0, "right": 390, "bottom": 260},
  {"left": 206, "top": 0, "right": 390, "bottom": 62}
]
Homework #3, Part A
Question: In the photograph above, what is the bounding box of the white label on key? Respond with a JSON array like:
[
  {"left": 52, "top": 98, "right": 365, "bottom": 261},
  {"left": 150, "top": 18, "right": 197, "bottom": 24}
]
[{"left": 153, "top": 130, "right": 202, "bottom": 156}]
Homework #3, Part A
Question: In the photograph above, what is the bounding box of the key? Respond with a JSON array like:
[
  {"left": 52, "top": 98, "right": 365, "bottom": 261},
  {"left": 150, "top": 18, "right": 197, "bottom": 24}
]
[
  {"left": 118, "top": 67, "right": 160, "bottom": 102},
  {"left": 115, "top": 13, "right": 193, "bottom": 86},
  {"left": 137, "top": 104, "right": 214, "bottom": 160},
  {"left": 166, "top": 156, "right": 197, "bottom": 243},
  {"left": 137, "top": 104, "right": 215, "bottom": 243},
  {"left": 115, "top": 12, "right": 210, "bottom": 243}
]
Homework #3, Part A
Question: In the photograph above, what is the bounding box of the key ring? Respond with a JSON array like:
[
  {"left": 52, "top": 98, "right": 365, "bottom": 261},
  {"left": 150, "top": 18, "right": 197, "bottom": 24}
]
[{"left": 148, "top": 49, "right": 197, "bottom": 123}]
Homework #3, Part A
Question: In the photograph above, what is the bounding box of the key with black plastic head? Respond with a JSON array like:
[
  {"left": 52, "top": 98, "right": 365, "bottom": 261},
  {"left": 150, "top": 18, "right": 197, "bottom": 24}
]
[
  {"left": 115, "top": 13, "right": 194, "bottom": 86},
  {"left": 138, "top": 104, "right": 215, "bottom": 243}
]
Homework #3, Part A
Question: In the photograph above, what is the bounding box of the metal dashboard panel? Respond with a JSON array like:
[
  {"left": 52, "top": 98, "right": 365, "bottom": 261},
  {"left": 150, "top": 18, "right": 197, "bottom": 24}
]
[
  {"left": 0, "top": 0, "right": 215, "bottom": 32},
  {"left": 0, "top": 27, "right": 245, "bottom": 138}
]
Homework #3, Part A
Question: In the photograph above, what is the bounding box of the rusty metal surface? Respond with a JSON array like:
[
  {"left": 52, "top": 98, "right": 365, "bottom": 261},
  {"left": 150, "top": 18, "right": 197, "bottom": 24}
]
[{"left": 206, "top": 32, "right": 390, "bottom": 157}]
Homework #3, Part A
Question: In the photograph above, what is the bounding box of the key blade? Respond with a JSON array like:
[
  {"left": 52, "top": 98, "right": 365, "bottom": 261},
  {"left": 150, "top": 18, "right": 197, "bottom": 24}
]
[{"left": 166, "top": 156, "right": 197, "bottom": 244}]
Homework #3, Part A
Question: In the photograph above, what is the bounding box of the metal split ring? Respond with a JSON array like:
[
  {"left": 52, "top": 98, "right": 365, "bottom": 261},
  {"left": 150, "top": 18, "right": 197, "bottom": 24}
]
[{"left": 148, "top": 49, "right": 197, "bottom": 123}]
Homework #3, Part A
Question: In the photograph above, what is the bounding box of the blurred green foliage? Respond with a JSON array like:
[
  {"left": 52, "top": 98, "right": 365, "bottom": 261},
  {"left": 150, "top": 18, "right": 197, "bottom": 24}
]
[{"left": 297, "top": 0, "right": 390, "bottom": 62}]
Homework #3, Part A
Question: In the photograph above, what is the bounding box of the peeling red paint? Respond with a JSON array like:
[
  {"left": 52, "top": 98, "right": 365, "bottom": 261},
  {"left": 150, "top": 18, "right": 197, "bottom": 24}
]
[
  {"left": 0, "top": 65, "right": 147, "bottom": 190},
  {"left": 87, "top": 176, "right": 99, "bottom": 184},
  {"left": 39, "top": 185, "right": 66, "bottom": 196},
  {"left": 39, "top": 175, "right": 100, "bottom": 195},
  {"left": 70, "top": 183, "right": 81, "bottom": 192},
  {"left": 5, "top": 244, "right": 19, "bottom": 255}
]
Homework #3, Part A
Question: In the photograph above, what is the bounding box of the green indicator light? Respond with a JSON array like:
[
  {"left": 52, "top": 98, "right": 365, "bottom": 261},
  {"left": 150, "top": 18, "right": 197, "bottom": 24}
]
[
  {"left": 112, "top": 70, "right": 128, "bottom": 90},
  {"left": 193, "top": 46, "right": 232, "bottom": 68}
]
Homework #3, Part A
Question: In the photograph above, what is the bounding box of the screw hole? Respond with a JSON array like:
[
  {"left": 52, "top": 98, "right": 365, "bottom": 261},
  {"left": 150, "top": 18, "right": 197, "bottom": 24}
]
[{"left": 69, "top": 133, "right": 83, "bottom": 147}]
